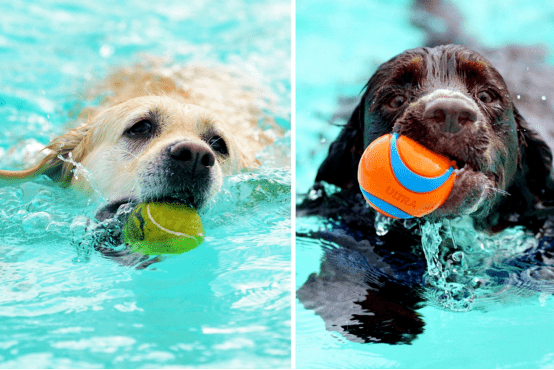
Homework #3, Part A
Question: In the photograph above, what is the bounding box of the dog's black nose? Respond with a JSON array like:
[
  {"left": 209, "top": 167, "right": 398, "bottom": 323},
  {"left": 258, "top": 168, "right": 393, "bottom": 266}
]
[
  {"left": 168, "top": 141, "right": 215, "bottom": 168},
  {"left": 424, "top": 98, "right": 478, "bottom": 134}
]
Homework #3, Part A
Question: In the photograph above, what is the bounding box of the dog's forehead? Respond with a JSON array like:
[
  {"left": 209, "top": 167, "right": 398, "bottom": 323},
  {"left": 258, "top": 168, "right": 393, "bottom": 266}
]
[
  {"left": 154, "top": 100, "right": 220, "bottom": 132},
  {"left": 142, "top": 96, "right": 218, "bottom": 125},
  {"left": 383, "top": 46, "right": 507, "bottom": 91},
  {"left": 122, "top": 96, "right": 221, "bottom": 130}
]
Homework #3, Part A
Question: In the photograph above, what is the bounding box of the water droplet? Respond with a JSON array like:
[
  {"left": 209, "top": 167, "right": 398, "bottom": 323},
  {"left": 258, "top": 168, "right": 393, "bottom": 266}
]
[
  {"left": 22, "top": 212, "right": 52, "bottom": 234},
  {"left": 452, "top": 251, "right": 464, "bottom": 262},
  {"left": 374, "top": 213, "right": 393, "bottom": 236},
  {"left": 99, "top": 44, "right": 114, "bottom": 58},
  {"left": 46, "top": 221, "right": 69, "bottom": 236},
  {"left": 541, "top": 95, "right": 547, "bottom": 101}
]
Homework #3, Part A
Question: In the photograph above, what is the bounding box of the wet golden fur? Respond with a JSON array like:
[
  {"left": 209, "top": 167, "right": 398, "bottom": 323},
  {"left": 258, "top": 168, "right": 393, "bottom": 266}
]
[{"left": 0, "top": 62, "right": 280, "bottom": 206}]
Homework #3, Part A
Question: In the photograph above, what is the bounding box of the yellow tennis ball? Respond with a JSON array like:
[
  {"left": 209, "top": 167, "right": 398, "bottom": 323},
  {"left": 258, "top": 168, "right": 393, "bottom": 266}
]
[{"left": 124, "top": 202, "right": 205, "bottom": 255}]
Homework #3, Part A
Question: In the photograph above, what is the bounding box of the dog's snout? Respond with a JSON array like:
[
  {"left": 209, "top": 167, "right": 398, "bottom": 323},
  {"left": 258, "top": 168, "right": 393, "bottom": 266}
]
[
  {"left": 168, "top": 141, "right": 215, "bottom": 168},
  {"left": 424, "top": 98, "right": 478, "bottom": 134}
]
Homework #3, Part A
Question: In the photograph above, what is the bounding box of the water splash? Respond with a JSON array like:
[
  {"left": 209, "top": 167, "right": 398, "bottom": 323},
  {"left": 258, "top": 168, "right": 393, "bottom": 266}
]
[
  {"left": 57, "top": 153, "right": 107, "bottom": 203},
  {"left": 419, "top": 216, "right": 547, "bottom": 311},
  {"left": 72, "top": 202, "right": 135, "bottom": 264},
  {"left": 374, "top": 213, "right": 394, "bottom": 236},
  {"left": 421, "top": 220, "right": 443, "bottom": 277},
  {"left": 371, "top": 214, "right": 476, "bottom": 310},
  {"left": 71, "top": 215, "right": 93, "bottom": 263},
  {"left": 420, "top": 220, "right": 475, "bottom": 311}
]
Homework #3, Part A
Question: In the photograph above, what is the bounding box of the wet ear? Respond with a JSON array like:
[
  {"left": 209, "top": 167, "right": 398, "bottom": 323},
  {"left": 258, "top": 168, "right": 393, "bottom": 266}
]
[
  {"left": 0, "top": 123, "right": 91, "bottom": 185},
  {"left": 315, "top": 98, "right": 366, "bottom": 191},
  {"left": 0, "top": 163, "right": 48, "bottom": 183},
  {"left": 515, "top": 106, "right": 554, "bottom": 203}
]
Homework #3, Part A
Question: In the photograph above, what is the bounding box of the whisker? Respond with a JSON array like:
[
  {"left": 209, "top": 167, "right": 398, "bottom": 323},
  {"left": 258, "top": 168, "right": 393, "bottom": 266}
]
[
  {"left": 485, "top": 186, "right": 510, "bottom": 196},
  {"left": 119, "top": 148, "right": 140, "bottom": 160}
]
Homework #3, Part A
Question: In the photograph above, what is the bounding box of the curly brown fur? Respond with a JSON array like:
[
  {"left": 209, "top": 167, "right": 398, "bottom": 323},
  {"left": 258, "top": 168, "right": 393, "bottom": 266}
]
[{"left": 316, "top": 44, "right": 554, "bottom": 229}]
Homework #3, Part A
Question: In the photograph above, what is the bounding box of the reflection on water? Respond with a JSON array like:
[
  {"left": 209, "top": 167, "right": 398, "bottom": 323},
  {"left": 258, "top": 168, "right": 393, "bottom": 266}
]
[{"left": 297, "top": 187, "right": 554, "bottom": 347}]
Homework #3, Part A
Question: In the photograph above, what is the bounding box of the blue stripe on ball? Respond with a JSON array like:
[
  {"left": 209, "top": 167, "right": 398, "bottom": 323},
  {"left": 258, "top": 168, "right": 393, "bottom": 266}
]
[
  {"left": 390, "top": 133, "right": 453, "bottom": 194},
  {"left": 360, "top": 186, "right": 413, "bottom": 219}
]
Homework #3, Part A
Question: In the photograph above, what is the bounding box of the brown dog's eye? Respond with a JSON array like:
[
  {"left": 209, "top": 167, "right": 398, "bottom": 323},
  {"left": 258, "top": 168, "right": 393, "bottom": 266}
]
[
  {"left": 478, "top": 91, "right": 494, "bottom": 104},
  {"left": 126, "top": 120, "right": 153, "bottom": 137},
  {"left": 208, "top": 135, "right": 228, "bottom": 155},
  {"left": 388, "top": 95, "right": 406, "bottom": 108}
]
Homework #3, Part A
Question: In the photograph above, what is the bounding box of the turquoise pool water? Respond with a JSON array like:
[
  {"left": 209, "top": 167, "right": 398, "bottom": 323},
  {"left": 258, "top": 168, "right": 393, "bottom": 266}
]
[
  {"left": 296, "top": 0, "right": 554, "bottom": 368},
  {"left": 0, "top": 0, "right": 290, "bottom": 368}
]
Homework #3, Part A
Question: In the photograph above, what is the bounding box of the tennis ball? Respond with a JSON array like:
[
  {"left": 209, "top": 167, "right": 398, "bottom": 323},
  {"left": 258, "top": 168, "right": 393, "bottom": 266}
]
[
  {"left": 124, "top": 202, "right": 205, "bottom": 255},
  {"left": 358, "top": 133, "right": 457, "bottom": 219}
]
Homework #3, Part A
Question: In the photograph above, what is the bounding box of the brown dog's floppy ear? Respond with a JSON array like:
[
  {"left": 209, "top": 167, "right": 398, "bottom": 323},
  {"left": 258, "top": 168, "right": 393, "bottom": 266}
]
[
  {"left": 0, "top": 123, "right": 92, "bottom": 186},
  {"left": 315, "top": 99, "right": 366, "bottom": 191},
  {"left": 514, "top": 107, "right": 554, "bottom": 207}
]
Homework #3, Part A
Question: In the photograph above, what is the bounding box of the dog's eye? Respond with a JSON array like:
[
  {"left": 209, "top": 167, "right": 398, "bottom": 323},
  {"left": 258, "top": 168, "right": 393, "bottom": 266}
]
[
  {"left": 388, "top": 95, "right": 406, "bottom": 108},
  {"left": 126, "top": 120, "right": 153, "bottom": 137},
  {"left": 208, "top": 135, "right": 228, "bottom": 155},
  {"left": 478, "top": 91, "right": 494, "bottom": 104}
]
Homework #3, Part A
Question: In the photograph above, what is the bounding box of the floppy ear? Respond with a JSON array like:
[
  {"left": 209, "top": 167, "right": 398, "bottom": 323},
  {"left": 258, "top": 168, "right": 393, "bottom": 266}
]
[
  {"left": 514, "top": 106, "right": 554, "bottom": 208},
  {"left": 314, "top": 99, "right": 366, "bottom": 191},
  {"left": 0, "top": 123, "right": 91, "bottom": 185},
  {"left": 0, "top": 163, "right": 48, "bottom": 183}
]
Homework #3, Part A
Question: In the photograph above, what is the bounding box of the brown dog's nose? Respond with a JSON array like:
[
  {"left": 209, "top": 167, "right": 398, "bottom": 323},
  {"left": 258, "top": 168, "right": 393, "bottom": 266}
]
[
  {"left": 168, "top": 141, "right": 215, "bottom": 168},
  {"left": 423, "top": 98, "right": 478, "bottom": 134}
]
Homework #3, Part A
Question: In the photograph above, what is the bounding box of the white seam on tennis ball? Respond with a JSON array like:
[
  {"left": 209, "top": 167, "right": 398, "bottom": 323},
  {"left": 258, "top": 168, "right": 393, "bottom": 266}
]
[{"left": 146, "top": 204, "right": 204, "bottom": 238}]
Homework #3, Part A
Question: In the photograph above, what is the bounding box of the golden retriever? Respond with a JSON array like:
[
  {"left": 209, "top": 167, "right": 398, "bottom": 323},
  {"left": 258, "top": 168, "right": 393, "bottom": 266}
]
[{"left": 0, "top": 63, "right": 279, "bottom": 212}]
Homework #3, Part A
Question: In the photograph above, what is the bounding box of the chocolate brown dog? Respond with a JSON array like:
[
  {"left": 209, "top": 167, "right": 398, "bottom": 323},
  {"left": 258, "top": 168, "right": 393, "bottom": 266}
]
[{"left": 316, "top": 44, "right": 554, "bottom": 230}]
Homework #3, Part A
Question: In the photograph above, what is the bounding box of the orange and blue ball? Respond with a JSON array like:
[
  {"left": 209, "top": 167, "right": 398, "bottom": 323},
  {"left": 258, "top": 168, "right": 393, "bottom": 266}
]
[{"left": 358, "top": 133, "right": 457, "bottom": 219}]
